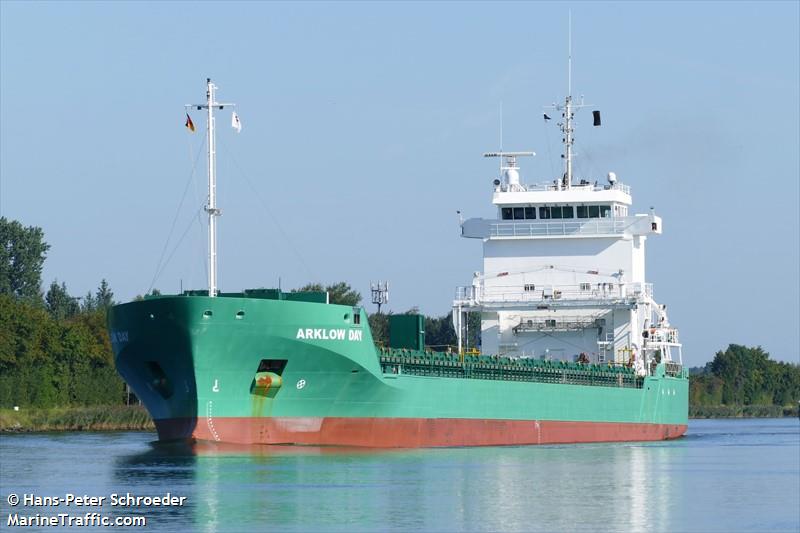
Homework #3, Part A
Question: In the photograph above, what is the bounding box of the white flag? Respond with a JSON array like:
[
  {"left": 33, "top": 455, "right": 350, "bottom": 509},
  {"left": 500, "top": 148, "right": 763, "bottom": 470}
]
[{"left": 231, "top": 111, "right": 242, "bottom": 133}]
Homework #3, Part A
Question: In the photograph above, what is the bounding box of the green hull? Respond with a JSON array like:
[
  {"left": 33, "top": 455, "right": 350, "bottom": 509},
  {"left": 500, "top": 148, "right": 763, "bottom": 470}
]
[{"left": 108, "top": 294, "right": 688, "bottom": 447}]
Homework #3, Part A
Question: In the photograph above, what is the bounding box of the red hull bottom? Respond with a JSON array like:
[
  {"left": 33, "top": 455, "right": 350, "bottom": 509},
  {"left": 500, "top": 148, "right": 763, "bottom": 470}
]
[{"left": 155, "top": 417, "right": 687, "bottom": 447}]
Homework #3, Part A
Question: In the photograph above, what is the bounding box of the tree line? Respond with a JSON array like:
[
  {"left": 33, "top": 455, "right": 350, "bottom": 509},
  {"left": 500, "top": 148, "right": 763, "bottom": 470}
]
[
  {"left": 1, "top": 217, "right": 123, "bottom": 406},
  {"left": 689, "top": 344, "right": 800, "bottom": 416}
]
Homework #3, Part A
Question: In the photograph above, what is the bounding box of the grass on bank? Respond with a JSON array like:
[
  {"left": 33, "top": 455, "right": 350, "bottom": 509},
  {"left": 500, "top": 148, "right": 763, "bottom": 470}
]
[
  {"left": 1, "top": 402, "right": 797, "bottom": 433},
  {"left": 689, "top": 404, "right": 798, "bottom": 418},
  {"left": 0, "top": 405, "right": 154, "bottom": 432}
]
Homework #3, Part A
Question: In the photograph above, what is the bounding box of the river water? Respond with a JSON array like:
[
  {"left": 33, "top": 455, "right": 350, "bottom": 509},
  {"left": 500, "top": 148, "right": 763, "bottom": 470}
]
[{"left": 1, "top": 418, "right": 797, "bottom": 532}]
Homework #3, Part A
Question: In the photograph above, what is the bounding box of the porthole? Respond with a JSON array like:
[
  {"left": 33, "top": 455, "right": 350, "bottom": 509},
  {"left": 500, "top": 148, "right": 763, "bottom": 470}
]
[
  {"left": 203, "top": 310, "right": 213, "bottom": 318},
  {"left": 343, "top": 313, "right": 350, "bottom": 322},
  {"left": 235, "top": 310, "right": 245, "bottom": 319}
]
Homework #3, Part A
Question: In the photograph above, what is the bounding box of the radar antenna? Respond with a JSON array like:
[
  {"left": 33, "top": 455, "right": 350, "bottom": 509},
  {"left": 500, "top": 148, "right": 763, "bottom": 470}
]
[{"left": 483, "top": 152, "right": 535, "bottom": 192}]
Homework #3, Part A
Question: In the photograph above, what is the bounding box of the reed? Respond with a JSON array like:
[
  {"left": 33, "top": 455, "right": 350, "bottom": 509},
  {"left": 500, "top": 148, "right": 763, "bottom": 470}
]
[{"left": 0, "top": 405, "right": 154, "bottom": 432}]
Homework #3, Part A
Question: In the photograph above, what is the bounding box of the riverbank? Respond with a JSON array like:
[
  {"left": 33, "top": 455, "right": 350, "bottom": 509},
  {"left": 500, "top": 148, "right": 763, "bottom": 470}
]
[
  {"left": 1, "top": 404, "right": 796, "bottom": 433},
  {"left": 690, "top": 404, "right": 799, "bottom": 418},
  {"left": 0, "top": 405, "right": 154, "bottom": 432}
]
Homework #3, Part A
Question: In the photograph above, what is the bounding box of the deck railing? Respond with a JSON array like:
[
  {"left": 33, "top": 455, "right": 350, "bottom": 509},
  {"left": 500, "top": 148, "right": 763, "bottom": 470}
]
[
  {"left": 520, "top": 181, "right": 632, "bottom": 195},
  {"left": 455, "top": 282, "right": 653, "bottom": 306},
  {"left": 490, "top": 218, "right": 628, "bottom": 238},
  {"left": 379, "top": 350, "right": 644, "bottom": 389}
]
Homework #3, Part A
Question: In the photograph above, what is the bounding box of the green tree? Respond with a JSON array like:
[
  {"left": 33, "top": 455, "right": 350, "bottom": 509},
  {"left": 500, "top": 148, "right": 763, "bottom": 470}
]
[
  {"left": 423, "top": 311, "right": 480, "bottom": 351},
  {"left": 0, "top": 217, "right": 50, "bottom": 302},
  {"left": 45, "top": 280, "right": 80, "bottom": 320},
  {"left": 134, "top": 288, "right": 161, "bottom": 302},
  {"left": 424, "top": 312, "right": 456, "bottom": 349},
  {"left": 0, "top": 293, "right": 123, "bottom": 408},
  {"left": 368, "top": 312, "right": 390, "bottom": 346},
  {"left": 81, "top": 291, "right": 96, "bottom": 313},
  {"left": 0, "top": 224, "right": 126, "bottom": 409},
  {"left": 95, "top": 279, "right": 114, "bottom": 310},
  {"left": 295, "top": 282, "right": 362, "bottom": 306},
  {"left": 691, "top": 344, "right": 800, "bottom": 412}
]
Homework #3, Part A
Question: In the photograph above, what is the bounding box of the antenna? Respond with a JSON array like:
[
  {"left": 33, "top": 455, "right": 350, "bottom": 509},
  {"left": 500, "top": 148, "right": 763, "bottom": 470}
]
[
  {"left": 186, "top": 79, "right": 236, "bottom": 297},
  {"left": 545, "top": 14, "right": 594, "bottom": 191},
  {"left": 371, "top": 281, "right": 389, "bottom": 314},
  {"left": 568, "top": 10, "right": 572, "bottom": 97},
  {"left": 483, "top": 152, "right": 535, "bottom": 170},
  {"left": 499, "top": 101, "right": 503, "bottom": 152}
]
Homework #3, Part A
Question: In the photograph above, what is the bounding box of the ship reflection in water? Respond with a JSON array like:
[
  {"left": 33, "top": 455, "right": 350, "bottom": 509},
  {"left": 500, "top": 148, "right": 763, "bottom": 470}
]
[
  {"left": 1, "top": 419, "right": 795, "bottom": 533},
  {"left": 114, "top": 437, "right": 684, "bottom": 532}
]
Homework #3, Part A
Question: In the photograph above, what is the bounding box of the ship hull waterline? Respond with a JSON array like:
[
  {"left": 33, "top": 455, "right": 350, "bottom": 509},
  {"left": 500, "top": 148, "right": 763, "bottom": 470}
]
[{"left": 155, "top": 416, "right": 686, "bottom": 447}]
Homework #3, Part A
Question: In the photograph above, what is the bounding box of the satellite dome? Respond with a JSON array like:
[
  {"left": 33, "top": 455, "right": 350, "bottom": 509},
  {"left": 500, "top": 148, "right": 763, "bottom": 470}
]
[{"left": 607, "top": 171, "right": 617, "bottom": 184}]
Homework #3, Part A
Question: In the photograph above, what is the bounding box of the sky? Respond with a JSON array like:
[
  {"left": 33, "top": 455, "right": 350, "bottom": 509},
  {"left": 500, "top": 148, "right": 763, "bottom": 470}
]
[{"left": 1, "top": 1, "right": 798, "bottom": 367}]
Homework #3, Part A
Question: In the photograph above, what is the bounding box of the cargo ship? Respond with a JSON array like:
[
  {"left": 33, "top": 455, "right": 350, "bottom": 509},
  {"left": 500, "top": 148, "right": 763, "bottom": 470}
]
[{"left": 108, "top": 78, "right": 688, "bottom": 447}]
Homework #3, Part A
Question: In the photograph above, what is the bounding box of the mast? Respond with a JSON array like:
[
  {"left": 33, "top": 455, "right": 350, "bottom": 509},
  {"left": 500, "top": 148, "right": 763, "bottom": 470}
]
[
  {"left": 562, "top": 98, "right": 574, "bottom": 190},
  {"left": 206, "top": 79, "right": 219, "bottom": 297},
  {"left": 548, "top": 13, "right": 586, "bottom": 191},
  {"left": 564, "top": 13, "right": 573, "bottom": 190},
  {"left": 188, "top": 78, "right": 235, "bottom": 297}
]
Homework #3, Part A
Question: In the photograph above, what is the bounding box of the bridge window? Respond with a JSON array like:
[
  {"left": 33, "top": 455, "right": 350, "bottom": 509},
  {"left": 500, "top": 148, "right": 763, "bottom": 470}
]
[
  {"left": 502, "top": 206, "right": 540, "bottom": 220},
  {"left": 551, "top": 206, "right": 563, "bottom": 219},
  {"left": 563, "top": 206, "right": 574, "bottom": 218},
  {"left": 524, "top": 284, "right": 536, "bottom": 291},
  {"left": 577, "top": 205, "right": 611, "bottom": 218},
  {"left": 539, "top": 206, "right": 551, "bottom": 219}
]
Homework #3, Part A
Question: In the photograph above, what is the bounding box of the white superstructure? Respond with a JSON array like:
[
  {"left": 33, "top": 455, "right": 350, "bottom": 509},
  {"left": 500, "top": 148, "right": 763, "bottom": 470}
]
[{"left": 453, "top": 99, "right": 681, "bottom": 377}]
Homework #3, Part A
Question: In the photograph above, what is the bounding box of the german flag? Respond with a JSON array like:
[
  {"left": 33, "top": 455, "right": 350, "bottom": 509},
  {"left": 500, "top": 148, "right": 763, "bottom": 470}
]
[{"left": 185, "top": 113, "right": 195, "bottom": 132}]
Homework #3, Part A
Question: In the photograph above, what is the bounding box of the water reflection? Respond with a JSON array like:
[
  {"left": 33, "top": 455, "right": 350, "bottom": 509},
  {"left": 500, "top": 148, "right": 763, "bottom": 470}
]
[
  {"left": 110, "top": 439, "right": 688, "bottom": 532},
  {"left": 3, "top": 422, "right": 796, "bottom": 532},
  {"left": 111, "top": 441, "right": 197, "bottom": 529}
]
